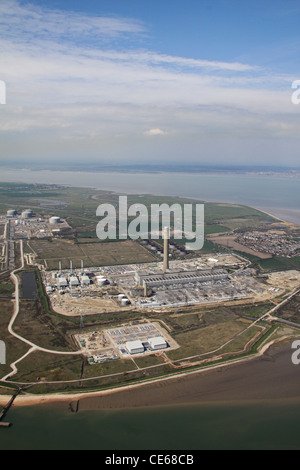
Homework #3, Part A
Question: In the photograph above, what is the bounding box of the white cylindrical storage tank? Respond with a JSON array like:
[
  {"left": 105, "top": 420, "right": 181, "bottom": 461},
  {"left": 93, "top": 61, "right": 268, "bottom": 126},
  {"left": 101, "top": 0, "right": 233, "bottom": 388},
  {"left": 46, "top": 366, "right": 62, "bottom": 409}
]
[
  {"left": 121, "top": 297, "right": 130, "bottom": 306},
  {"left": 97, "top": 276, "right": 107, "bottom": 286},
  {"left": 22, "top": 210, "right": 33, "bottom": 219},
  {"left": 118, "top": 294, "right": 126, "bottom": 300},
  {"left": 49, "top": 216, "right": 61, "bottom": 225},
  {"left": 7, "top": 210, "right": 17, "bottom": 217}
]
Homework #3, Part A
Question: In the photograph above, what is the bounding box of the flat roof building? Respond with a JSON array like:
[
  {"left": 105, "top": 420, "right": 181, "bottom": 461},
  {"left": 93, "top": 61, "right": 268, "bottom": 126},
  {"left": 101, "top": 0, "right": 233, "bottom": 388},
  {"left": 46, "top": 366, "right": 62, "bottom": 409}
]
[
  {"left": 136, "top": 268, "right": 229, "bottom": 289},
  {"left": 148, "top": 336, "right": 167, "bottom": 351},
  {"left": 125, "top": 340, "right": 144, "bottom": 355}
]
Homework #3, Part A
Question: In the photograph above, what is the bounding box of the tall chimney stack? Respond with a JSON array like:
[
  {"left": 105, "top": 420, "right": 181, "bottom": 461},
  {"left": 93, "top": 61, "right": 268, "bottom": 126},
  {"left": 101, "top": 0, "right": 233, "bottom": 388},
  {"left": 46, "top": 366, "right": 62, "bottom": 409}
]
[
  {"left": 81, "top": 260, "right": 84, "bottom": 275},
  {"left": 163, "top": 226, "right": 169, "bottom": 273},
  {"left": 70, "top": 260, "right": 73, "bottom": 275}
]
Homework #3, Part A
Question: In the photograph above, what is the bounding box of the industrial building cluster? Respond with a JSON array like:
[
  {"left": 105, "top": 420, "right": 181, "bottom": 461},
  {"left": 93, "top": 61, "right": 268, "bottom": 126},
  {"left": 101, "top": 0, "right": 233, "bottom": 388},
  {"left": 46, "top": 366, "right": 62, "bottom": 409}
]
[
  {"left": 236, "top": 230, "right": 300, "bottom": 258},
  {"left": 52, "top": 261, "right": 92, "bottom": 292},
  {"left": 43, "top": 240, "right": 267, "bottom": 316},
  {"left": 2, "top": 209, "right": 70, "bottom": 240},
  {"left": 74, "top": 321, "right": 177, "bottom": 365},
  {"left": 135, "top": 268, "right": 229, "bottom": 289},
  {"left": 46, "top": 259, "right": 130, "bottom": 302},
  {"left": 106, "top": 323, "right": 170, "bottom": 355}
]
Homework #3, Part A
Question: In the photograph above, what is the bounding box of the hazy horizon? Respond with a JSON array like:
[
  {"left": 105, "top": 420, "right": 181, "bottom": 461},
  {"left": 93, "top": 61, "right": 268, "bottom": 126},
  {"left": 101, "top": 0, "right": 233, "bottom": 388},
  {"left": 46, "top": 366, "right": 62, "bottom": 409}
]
[{"left": 0, "top": 160, "right": 299, "bottom": 173}]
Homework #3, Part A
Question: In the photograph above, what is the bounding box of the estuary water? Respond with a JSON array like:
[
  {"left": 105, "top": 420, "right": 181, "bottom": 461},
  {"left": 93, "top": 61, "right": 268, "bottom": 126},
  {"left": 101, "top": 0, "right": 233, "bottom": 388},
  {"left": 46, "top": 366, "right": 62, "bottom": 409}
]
[
  {"left": 0, "top": 401, "right": 300, "bottom": 450},
  {"left": 0, "top": 168, "right": 299, "bottom": 224},
  {"left": 1, "top": 344, "right": 300, "bottom": 450}
]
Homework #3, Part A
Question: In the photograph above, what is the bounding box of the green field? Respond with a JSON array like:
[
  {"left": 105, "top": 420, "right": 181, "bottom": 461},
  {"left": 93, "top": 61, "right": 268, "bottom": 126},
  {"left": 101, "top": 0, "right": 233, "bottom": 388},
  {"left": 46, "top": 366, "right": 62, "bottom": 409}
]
[
  {"left": 0, "top": 182, "right": 277, "bottom": 237},
  {"left": 28, "top": 238, "right": 156, "bottom": 269}
]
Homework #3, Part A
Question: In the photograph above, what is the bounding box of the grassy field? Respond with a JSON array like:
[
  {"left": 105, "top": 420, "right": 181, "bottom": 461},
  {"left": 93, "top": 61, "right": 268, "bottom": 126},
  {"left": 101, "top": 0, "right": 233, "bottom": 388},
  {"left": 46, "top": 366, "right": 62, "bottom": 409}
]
[
  {"left": 0, "top": 182, "right": 277, "bottom": 237},
  {"left": 10, "top": 351, "right": 83, "bottom": 383},
  {"left": 28, "top": 238, "right": 156, "bottom": 269},
  {"left": 0, "top": 298, "right": 30, "bottom": 379},
  {"left": 0, "top": 274, "right": 15, "bottom": 297},
  {"left": 231, "top": 250, "right": 300, "bottom": 273},
  {"left": 276, "top": 292, "right": 300, "bottom": 325},
  {"left": 83, "top": 358, "right": 137, "bottom": 379},
  {"left": 166, "top": 320, "right": 250, "bottom": 361}
]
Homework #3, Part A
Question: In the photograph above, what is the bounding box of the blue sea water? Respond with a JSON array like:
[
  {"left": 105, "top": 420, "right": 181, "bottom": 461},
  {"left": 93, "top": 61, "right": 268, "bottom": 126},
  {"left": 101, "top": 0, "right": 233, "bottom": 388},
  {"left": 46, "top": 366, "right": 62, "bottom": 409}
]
[{"left": 0, "top": 168, "right": 299, "bottom": 223}]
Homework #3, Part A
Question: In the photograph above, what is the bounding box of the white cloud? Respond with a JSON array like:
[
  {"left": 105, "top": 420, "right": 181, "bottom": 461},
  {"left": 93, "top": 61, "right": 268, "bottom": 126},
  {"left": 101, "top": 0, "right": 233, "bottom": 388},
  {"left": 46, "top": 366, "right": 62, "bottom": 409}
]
[
  {"left": 144, "top": 128, "right": 166, "bottom": 136},
  {"left": 0, "top": 1, "right": 299, "bottom": 166},
  {"left": 0, "top": 0, "right": 145, "bottom": 42}
]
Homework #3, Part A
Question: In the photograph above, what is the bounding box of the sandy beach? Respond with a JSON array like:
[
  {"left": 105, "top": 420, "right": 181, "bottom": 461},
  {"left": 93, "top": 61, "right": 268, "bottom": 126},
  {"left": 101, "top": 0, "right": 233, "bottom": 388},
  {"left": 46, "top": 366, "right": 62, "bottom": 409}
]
[{"left": 1, "top": 340, "right": 299, "bottom": 411}]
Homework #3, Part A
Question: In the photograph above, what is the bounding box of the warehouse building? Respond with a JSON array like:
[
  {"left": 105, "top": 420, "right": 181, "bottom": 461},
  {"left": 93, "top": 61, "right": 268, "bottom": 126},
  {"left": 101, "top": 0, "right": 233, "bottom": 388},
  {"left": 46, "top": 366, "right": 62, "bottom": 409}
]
[
  {"left": 125, "top": 340, "right": 145, "bottom": 355},
  {"left": 148, "top": 336, "right": 167, "bottom": 351}
]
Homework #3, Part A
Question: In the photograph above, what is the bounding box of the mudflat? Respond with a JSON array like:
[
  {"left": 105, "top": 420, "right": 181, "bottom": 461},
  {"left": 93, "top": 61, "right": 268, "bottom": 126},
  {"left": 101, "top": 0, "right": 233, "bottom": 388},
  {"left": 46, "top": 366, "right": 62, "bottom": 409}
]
[{"left": 78, "top": 342, "right": 300, "bottom": 411}]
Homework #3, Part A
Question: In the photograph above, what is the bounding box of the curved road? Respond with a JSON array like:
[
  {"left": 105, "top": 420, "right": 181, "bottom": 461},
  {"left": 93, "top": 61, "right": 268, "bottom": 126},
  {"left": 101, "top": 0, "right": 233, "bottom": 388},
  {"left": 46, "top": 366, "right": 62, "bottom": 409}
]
[
  {"left": 1, "top": 241, "right": 82, "bottom": 382},
  {"left": 1, "top": 240, "right": 299, "bottom": 387}
]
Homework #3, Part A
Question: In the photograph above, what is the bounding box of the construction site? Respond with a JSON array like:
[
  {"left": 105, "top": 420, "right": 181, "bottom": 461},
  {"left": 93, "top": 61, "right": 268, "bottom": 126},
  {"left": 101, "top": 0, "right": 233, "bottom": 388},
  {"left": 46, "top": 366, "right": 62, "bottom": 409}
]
[{"left": 74, "top": 320, "right": 178, "bottom": 364}]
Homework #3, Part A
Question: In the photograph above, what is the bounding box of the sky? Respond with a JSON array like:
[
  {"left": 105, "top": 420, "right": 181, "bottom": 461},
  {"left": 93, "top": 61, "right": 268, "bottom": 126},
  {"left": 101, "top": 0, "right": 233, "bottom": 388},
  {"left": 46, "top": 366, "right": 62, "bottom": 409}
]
[{"left": 0, "top": 0, "right": 300, "bottom": 168}]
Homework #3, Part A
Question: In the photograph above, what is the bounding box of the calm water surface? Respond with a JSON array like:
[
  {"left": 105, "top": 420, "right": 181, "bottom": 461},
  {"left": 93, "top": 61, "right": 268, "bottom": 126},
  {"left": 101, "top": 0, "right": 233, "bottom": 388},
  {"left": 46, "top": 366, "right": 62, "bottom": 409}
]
[
  {"left": 1, "top": 402, "right": 300, "bottom": 450},
  {"left": 0, "top": 168, "right": 299, "bottom": 223},
  {"left": 21, "top": 272, "right": 37, "bottom": 300}
]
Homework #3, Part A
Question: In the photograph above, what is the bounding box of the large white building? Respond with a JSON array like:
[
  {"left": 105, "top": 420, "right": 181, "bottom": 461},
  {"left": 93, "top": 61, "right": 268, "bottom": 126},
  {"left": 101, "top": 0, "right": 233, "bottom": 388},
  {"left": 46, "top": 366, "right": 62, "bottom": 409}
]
[
  {"left": 125, "top": 340, "right": 144, "bottom": 355},
  {"left": 49, "top": 216, "right": 61, "bottom": 225},
  {"left": 148, "top": 336, "right": 167, "bottom": 351},
  {"left": 69, "top": 276, "right": 80, "bottom": 287},
  {"left": 58, "top": 277, "right": 68, "bottom": 288},
  {"left": 135, "top": 268, "right": 229, "bottom": 289},
  {"left": 81, "top": 275, "right": 90, "bottom": 287}
]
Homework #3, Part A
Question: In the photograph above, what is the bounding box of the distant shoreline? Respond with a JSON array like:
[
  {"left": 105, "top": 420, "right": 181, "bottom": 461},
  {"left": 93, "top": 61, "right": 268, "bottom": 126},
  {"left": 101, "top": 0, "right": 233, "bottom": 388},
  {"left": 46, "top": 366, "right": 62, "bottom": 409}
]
[
  {"left": 1, "top": 164, "right": 300, "bottom": 179},
  {"left": 0, "top": 168, "right": 299, "bottom": 225}
]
